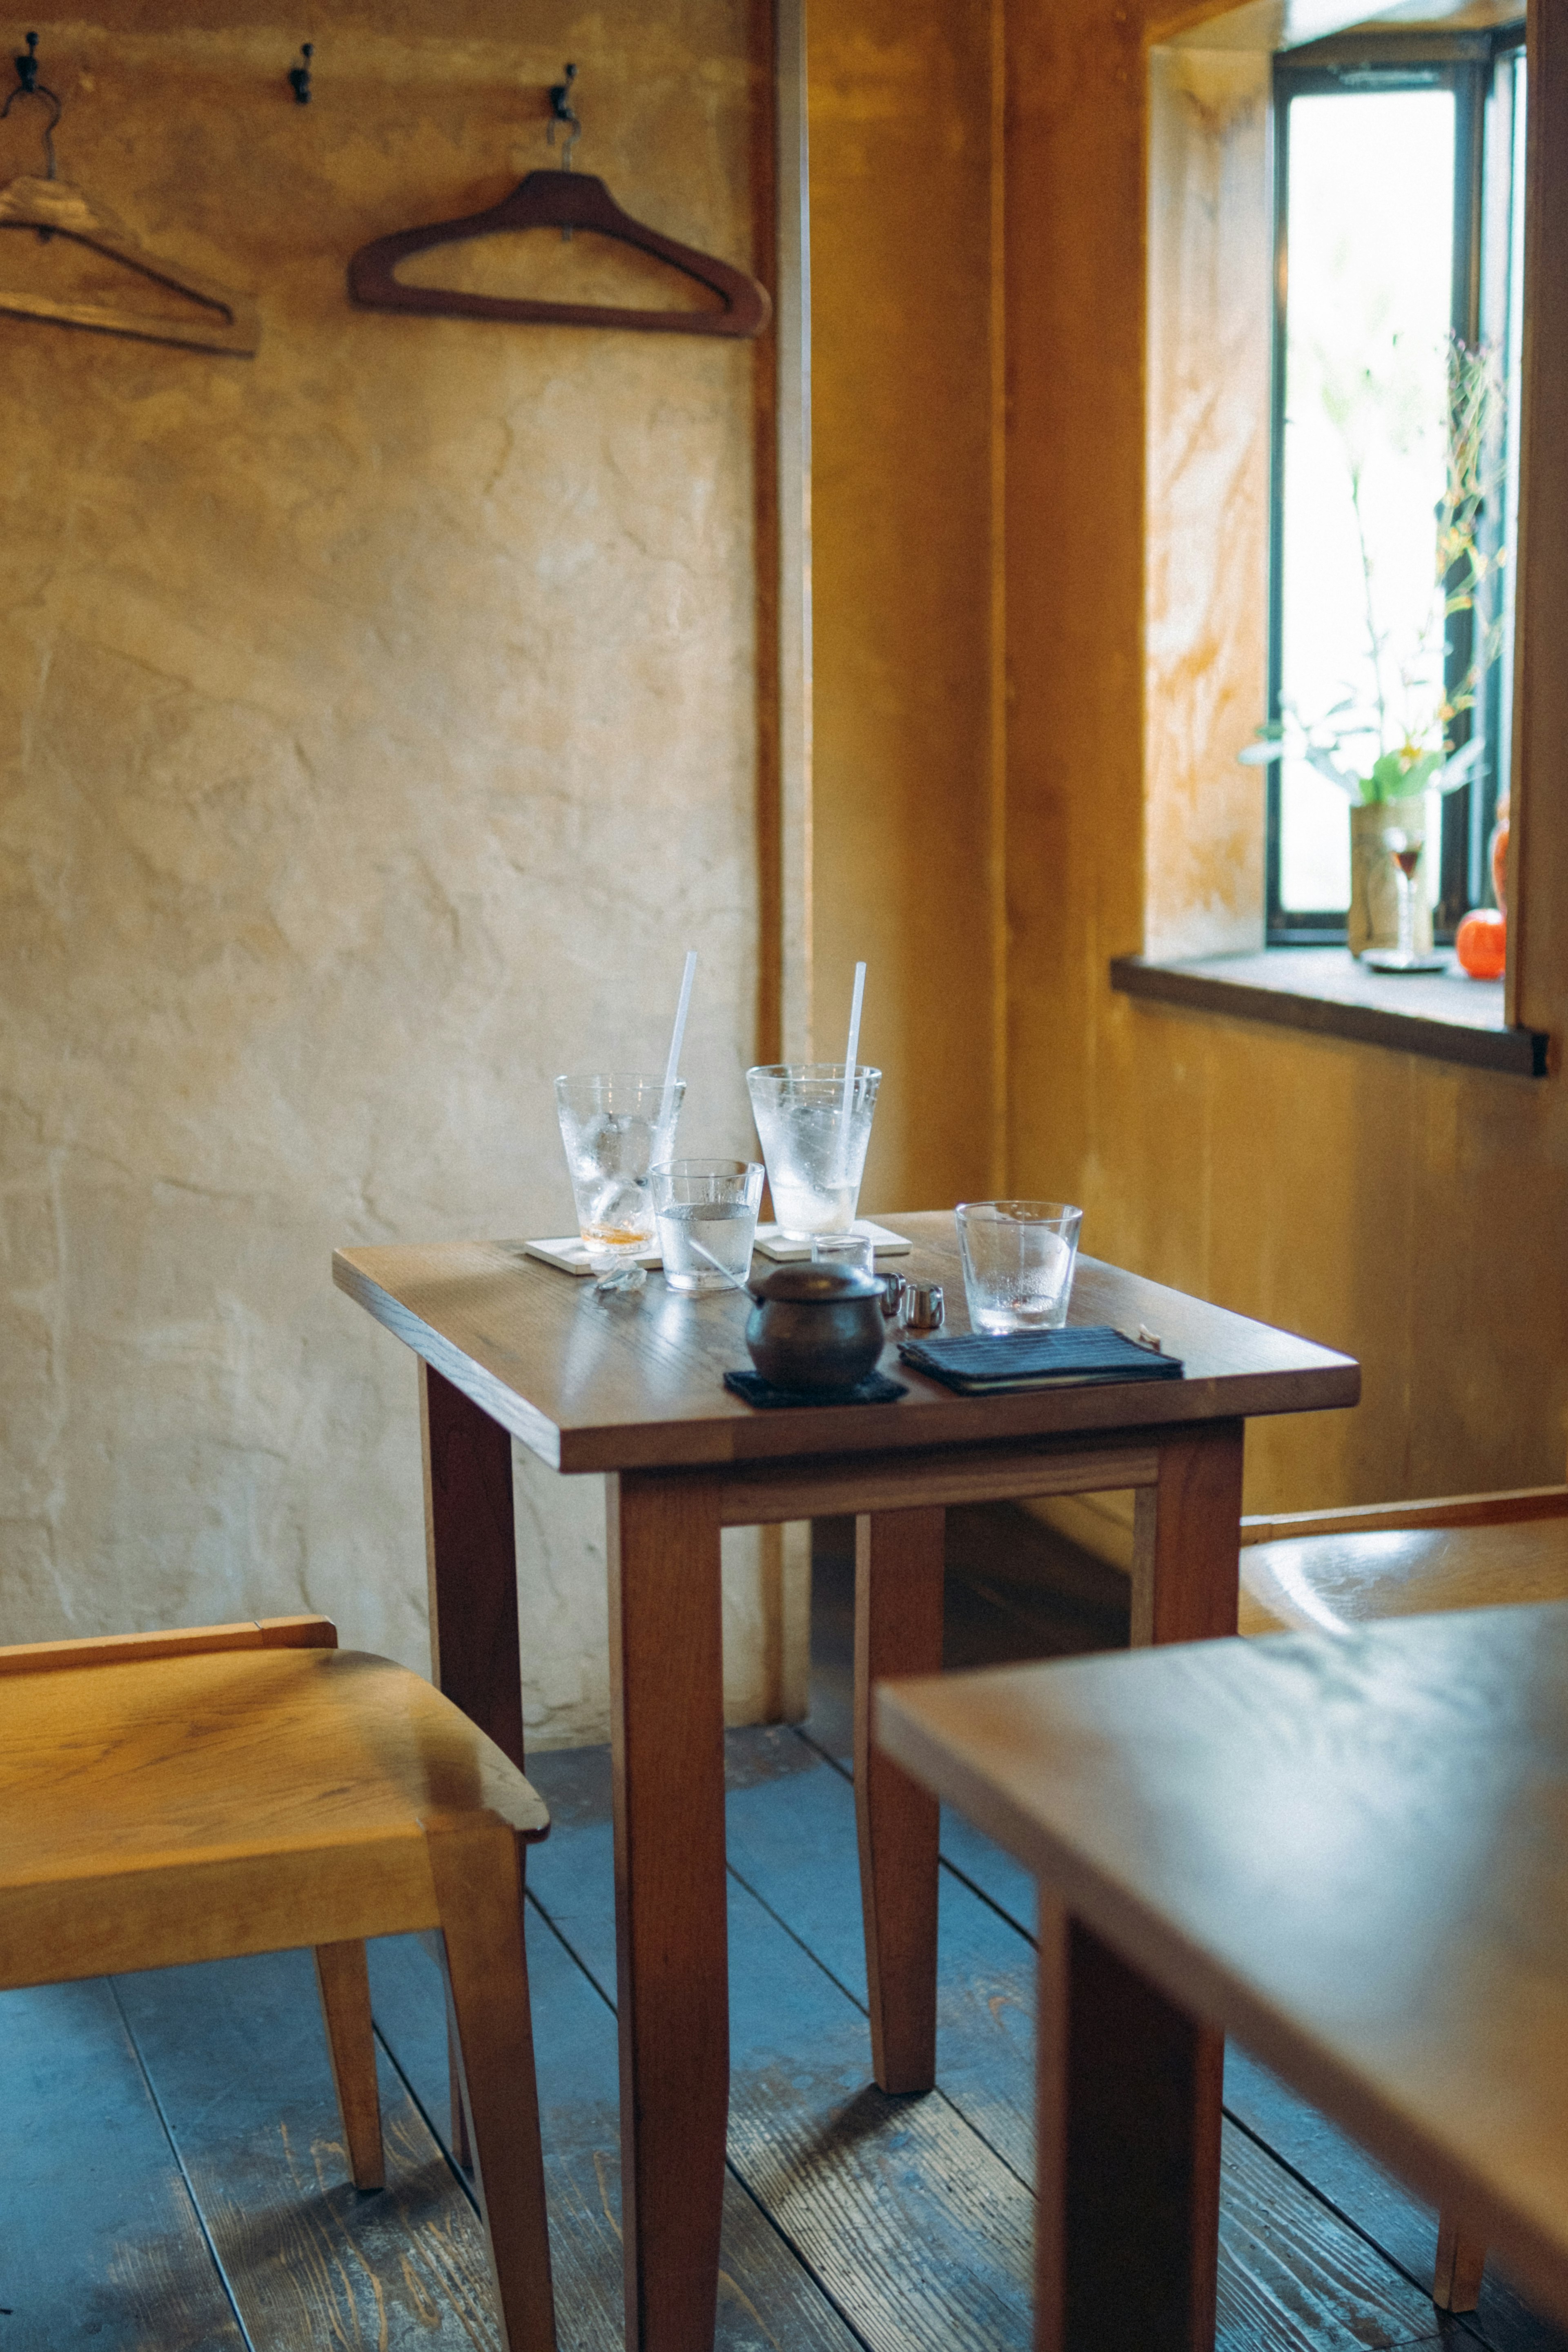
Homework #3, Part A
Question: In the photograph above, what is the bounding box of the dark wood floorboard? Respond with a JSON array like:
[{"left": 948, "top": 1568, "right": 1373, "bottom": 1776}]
[
  {"left": 528, "top": 1742, "right": 1037, "bottom": 2352},
  {"left": 367, "top": 1915, "right": 863, "bottom": 2352},
  {"left": 114, "top": 1949, "right": 506, "bottom": 2350},
  {"left": 726, "top": 1723, "right": 1447, "bottom": 2351},
  {"left": 0, "top": 1977, "right": 247, "bottom": 2352},
  {"left": 1225, "top": 2050, "right": 1568, "bottom": 2352}
]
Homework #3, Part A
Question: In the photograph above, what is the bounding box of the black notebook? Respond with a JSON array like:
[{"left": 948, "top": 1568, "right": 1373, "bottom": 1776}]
[{"left": 898, "top": 1325, "right": 1183, "bottom": 1395}]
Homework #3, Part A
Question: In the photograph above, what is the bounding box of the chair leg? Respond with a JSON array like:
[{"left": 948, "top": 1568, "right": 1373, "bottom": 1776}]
[
  {"left": 448, "top": 2014, "right": 474, "bottom": 2169},
  {"left": 1433, "top": 2207, "right": 1487, "bottom": 2311},
  {"left": 313, "top": 1940, "right": 385, "bottom": 2192},
  {"left": 425, "top": 1814, "right": 556, "bottom": 2352}
]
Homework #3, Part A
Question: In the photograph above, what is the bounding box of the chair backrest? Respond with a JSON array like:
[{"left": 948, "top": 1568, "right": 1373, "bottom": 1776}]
[{"left": 0, "top": 1616, "right": 338, "bottom": 1676}]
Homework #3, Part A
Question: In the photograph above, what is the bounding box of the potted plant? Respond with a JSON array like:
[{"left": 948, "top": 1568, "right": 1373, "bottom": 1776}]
[{"left": 1241, "top": 338, "right": 1504, "bottom": 956}]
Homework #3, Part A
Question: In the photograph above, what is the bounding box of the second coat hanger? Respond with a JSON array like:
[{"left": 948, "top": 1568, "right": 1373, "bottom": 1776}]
[{"left": 348, "top": 64, "right": 770, "bottom": 340}]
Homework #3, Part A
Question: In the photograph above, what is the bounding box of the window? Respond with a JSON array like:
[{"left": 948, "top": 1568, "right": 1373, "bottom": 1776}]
[{"left": 1265, "top": 31, "right": 1527, "bottom": 945}]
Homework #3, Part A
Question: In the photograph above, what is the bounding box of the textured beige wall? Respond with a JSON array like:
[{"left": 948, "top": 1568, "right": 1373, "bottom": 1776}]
[{"left": 0, "top": 5, "right": 792, "bottom": 1741}]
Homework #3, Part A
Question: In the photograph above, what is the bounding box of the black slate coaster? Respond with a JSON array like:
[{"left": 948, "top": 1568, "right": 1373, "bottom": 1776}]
[{"left": 724, "top": 1368, "right": 909, "bottom": 1410}]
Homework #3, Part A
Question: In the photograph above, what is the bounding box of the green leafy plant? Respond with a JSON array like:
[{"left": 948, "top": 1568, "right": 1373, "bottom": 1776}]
[{"left": 1241, "top": 336, "right": 1505, "bottom": 805}]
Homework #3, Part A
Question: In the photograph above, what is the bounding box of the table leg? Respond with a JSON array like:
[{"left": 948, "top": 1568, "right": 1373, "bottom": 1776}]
[
  {"left": 1131, "top": 1418, "right": 1245, "bottom": 1647},
  {"left": 1060, "top": 1417, "right": 1237, "bottom": 2351},
  {"left": 608, "top": 1470, "right": 728, "bottom": 2352},
  {"left": 1036, "top": 1898, "right": 1222, "bottom": 2352},
  {"left": 420, "top": 1363, "right": 525, "bottom": 2172},
  {"left": 420, "top": 1363, "right": 525, "bottom": 1769},
  {"left": 854, "top": 1506, "right": 945, "bottom": 2094}
]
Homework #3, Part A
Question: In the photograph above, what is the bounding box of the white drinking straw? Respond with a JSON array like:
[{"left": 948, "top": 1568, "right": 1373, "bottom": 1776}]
[
  {"left": 688, "top": 1235, "right": 753, "bottom": 1294},
  {"left": 662, "top": 949, "right": 698, "bottom": 1100},
  {"left": 838, "top": 961, "right": 866, "bottom": 1174}
]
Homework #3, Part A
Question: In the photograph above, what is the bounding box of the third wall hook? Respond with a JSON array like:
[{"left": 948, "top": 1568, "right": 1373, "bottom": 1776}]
[{"left": 287, "top": 42, "right": 312, "bottom": 104}]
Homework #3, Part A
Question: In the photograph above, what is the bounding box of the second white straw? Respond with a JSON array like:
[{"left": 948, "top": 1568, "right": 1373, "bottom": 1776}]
[
  {"left": 662, "top": 949, "right": 698, "bottom": 1101},
  {"left": 838, "top": 961, "right": 866, "bottom": 1172}
]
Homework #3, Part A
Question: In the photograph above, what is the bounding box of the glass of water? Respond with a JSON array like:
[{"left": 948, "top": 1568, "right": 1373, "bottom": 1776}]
[
  {"left": 956, "top": 1200, "right": 1084, "bottom": 1334},
  {"left": 746, "top": 1063, "right": 881, "bottom": 1240},
  {"left": 555, "top": 1074, "right": 685, "bottom": 1290},
  {"left": 650, "top": 1158, "right": 764, "bottom": 1293}
]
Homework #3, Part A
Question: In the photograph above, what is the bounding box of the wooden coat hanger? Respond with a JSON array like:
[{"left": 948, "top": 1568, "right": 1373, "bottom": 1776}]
[
  {"left": 348, "top": 63, "right": 770, "bottom": 341},
  {"left": 0, "top": 34, "right": 258, "bottom": 356}
]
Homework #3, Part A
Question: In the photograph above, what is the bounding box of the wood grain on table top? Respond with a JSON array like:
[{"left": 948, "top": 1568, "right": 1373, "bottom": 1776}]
[
  {"left": 877, "top": 1601, "right": 1568, "bottom": 2328},
  {"left": 333, "top": 1212, "right": 1358, "bottom": 1474}
]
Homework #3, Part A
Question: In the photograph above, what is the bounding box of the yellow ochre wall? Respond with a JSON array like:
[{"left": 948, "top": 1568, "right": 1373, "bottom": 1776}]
[
  {"left": 812, "top": 0, "right": 1568, "bottom": 1511},
  {"left": 0, "top": 2, "right": 802, "bottom": 1735},
  {"left": 808, "top": 0, "right": 1004, "bottom": 1213}
]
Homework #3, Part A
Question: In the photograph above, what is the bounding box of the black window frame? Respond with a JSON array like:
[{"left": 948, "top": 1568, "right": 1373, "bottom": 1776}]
[{"left": 1265, "top": 26, "right": 1526, "bottom": 947}]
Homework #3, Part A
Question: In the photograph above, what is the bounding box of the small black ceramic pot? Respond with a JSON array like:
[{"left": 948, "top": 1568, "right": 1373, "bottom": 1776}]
[{"left": 745, "top": 1265, "right": 886, "bottom": 1392}]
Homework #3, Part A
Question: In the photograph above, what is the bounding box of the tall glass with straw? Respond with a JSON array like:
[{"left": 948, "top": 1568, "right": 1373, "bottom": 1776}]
[
  {"left": 746, "top": 962, "right": 881, "bottom": 1239},
  {"left": 554, "top": 950, "right": 695, "bottom": 1292}
]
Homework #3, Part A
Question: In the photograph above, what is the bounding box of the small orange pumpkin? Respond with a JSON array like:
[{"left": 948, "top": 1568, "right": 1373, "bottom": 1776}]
[{"left": 1456, "top": 907, "right": 1506, "bottom": 980}]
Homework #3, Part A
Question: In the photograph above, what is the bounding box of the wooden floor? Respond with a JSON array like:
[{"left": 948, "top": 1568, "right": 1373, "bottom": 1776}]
[{"left": 5, "top": 1508, "right": 1567, "bottom": 2352}]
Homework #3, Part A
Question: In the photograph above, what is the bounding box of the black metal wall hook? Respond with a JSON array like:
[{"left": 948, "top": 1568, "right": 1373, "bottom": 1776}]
[
  {"left": 547, "top": 61, "right": 580, "bottom": 168},
  {"left": 287, "top": 41, "right": 312, "bottom": 104},
  {"left": 3, "top": 30, "right": 62, "bottom": 178}
]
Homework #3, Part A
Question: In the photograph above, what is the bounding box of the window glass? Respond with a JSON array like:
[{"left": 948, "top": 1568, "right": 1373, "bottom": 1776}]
[
  {"left": 1265, "top": 41, "right": 1525, "bottom": 944},
  {"left": 1278, "top": 89, "right": 1455, "bottom": 916}
]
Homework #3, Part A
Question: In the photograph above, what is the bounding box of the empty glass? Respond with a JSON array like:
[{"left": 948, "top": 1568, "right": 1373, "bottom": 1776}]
[
  {"left": 956, "top": 1200, "right": 1083, "bottom": 1334},
  {"left": 555, "top": 1074, "right": 685, "bottom": 1291},
  {"left": 746, "top": 1063, "right": 881, "bottom": 1240},
  {"left": 811, "top": 1232, "right": 878, "bottom": 1279},
  {"left": 651, "top": 1158, "right": 764, "bottom": 1293}
]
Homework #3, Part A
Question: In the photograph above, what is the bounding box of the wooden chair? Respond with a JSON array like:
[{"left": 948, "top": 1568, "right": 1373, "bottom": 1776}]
[
  {"left": 1240, "top": 1477, "right": 1568, "bottom": 2315},
  {"left": 0, "top": 1613, "right": 556, "bottom": 2352}
]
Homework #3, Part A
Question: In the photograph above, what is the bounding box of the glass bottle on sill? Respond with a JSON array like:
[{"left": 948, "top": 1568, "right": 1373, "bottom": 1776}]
[{"left": 1363, "top": 827, "right": 1446, "bottom": 973}]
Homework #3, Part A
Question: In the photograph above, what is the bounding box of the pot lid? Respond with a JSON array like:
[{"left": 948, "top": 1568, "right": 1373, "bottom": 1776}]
[{"left": 749, "top": 1264, "right": 882, "bottom": 1303}]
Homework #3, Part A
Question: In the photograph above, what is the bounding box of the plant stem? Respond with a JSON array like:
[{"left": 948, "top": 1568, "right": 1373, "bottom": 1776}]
[{"left": 1347, "top": 462, "right": 1388, "bottom": 775}]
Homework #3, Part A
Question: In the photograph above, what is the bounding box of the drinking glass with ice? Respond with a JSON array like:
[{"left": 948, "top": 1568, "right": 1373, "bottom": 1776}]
[
  {"left": 554, "top": 1074, "right": 685, "bottom": 1290},
  {"left": 746, "top": 1063, "right": 881, "bottom": 1240}
]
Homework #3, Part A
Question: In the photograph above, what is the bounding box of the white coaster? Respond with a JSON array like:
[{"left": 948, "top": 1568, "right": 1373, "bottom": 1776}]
[
  {"left": 751, "top": 1220, "right": 911, "bottom": 1263},
  {"left": 523, "top": 1236, "right": 663, "bottom": 1276}
]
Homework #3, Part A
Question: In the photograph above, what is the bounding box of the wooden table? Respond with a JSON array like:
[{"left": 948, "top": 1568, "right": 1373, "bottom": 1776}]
[
  {"left": 333, "top": 1211, "right": 1357, "bottom": 2352},
  {"left": 878, "top": 1603, "right": 1568, "bottom": 2351}
]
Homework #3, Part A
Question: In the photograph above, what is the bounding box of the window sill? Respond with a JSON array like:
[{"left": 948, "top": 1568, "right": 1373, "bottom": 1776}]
[{"left": 1109, "top": 949, "right": 1550, "bottom": 1077}]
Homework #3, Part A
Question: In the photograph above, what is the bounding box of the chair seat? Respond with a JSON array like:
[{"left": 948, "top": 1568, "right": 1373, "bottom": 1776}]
[
  {"left": 0, "top": 1646, "right": 548, "bottom": 1988},
  {"left": 1240, "top": 1517, "right": 1568, "bottom": 1638}
]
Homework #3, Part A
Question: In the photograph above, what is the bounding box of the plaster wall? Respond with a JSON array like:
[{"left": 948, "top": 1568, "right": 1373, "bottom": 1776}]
[
  {"left": 1005, "top": 0, "right": 1568, "bottom": 1514},
  {"left": 0, "top": 4, "right": 802, "bottom": 1741}
]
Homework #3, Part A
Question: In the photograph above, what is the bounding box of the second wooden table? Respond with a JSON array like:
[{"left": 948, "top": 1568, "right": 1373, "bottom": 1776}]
[{"left": 333, "top": 1211, "right": 1358, "bottom": 2352}]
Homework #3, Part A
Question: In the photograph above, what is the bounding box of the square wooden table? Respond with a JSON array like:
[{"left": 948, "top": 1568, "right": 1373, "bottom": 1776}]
[
  {"left": 877, "top": 1603, "right": 1568, "bottom": 2352},
  {"left": 333, "top": 1211, "right": 1357, "bottom": 2352}
]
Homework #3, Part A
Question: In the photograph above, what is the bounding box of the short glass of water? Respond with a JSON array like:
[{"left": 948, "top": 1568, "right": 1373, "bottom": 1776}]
[
  {"left": 651, "top": 1158, "right": 764, "bottom": 1293},
  {"left": 746, "top": 1063, "right": 881, "bottom": 1240},
  {"left": 956, "top": 1200, "right": 1084, "bottom": 1334},
  {"left": 555, "top": 1074, "right": 685, "bottom": 1291}
]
